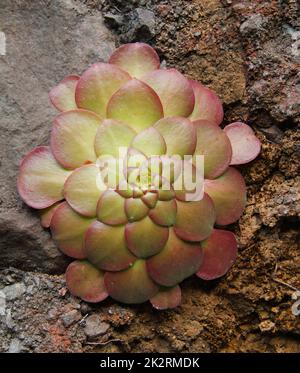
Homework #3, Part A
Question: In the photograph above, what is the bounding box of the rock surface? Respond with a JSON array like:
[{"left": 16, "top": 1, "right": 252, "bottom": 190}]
[
  {"left": 0, "top": 0, "right": 299, "bottom": 352},
  {"left": 0, "top": 0, "right": 116, "bottom": 273}
]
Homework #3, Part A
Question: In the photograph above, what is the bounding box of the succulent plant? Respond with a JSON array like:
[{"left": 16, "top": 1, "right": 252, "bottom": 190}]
[{"left": 18, "top": 43, "right": 261, "bottom": 309}]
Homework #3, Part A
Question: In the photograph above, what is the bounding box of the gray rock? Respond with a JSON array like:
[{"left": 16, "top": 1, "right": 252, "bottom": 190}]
[
  {"left": 0, "top": 209, "right": 69, "bottom": 274},
  {"left": 60, "top": 309, "right": 81, "bottom": 327},
  {"left": 240, "top": 14, "right": 265, "bottom": 34},
  {"left": 0, "top": 0, "right": 116, "bottom": 274},
  {"left": 2, "top": 282, "right": 25, "bottom": 301},
  {"left": 104, "top": 12, "right": 124, "bottom": 29},
  {"left": 47, "top": 308, "right": 58, "bottom": 320},
  {"left": 84, "top": 314, "right": 110, "bottom": 338},
  {"left": 136, "top": 8, "right": 156, "bottom": 32},
  {"left": 5, "top": 309, "right": 14, "bottom": 330},
  {"left": 0, "top": 291, "right": 6, "bottom": 316},
  {"left": 133, "top": 8, "right": 156, "bottom": 41},
  {"left": 8, "top": 338, "right": 23, "bottom": 353},
  {"left": 120, "top": 7, "right": 156, "bottom": 42}
]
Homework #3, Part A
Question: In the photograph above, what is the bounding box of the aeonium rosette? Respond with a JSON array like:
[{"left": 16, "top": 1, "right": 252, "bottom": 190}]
[{"left": 17, "top": 43, "right": 261, "bottom": 309}]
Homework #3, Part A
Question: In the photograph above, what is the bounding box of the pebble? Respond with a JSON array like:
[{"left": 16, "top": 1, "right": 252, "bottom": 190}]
[
  {"left": 47, "top": 308, "right": 57, "bottom": 320},
  {"left": 5, "top": 309, "right": 15, "bottom": 329},
  {"left": 60, "top": 309, "right": 81, "bottom": 327},
  {"left": 8, "top": 338, "right": 23, "bottom": 353},
  {"left": 240, "top": 14, "right": 265, "bottom": 34},
  {"left": 135, "top": 8, "right": 155, "bottom": 34},
  {"left": 2, "top": 283, "right": 26, "bottom": 301},
  {"left": 0, "top": 290, "right": 6, "bottom": 316},
  {"left": 84, "top": 314, "right": 110, "bottom": 338},
  {"left": 104, "top": 12, "right": 124, "bottom": 27},
  {"left": 259, "top": 320, "right": 275, "bottom": 332}
]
